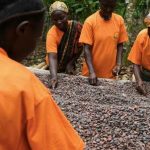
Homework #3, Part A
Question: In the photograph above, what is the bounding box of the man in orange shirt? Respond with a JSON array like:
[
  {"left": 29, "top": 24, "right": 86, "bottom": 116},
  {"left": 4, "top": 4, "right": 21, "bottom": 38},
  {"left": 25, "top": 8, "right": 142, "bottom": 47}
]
[
  {"left": 46, "top": 1, "right": 82, "bottom": 89},
  {"left": 79, "top": 0, "right": 128, "bottom": 85},
  {"left": 0, "top": 0, "right": 84, "bottom": 149},
  {"left": 128, "top": 13, "right": 150, "bottom": 95}
]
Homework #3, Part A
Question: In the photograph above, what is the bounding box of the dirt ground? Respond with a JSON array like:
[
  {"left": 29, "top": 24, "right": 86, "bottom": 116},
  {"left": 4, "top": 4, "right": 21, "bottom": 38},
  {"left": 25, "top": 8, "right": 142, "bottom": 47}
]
[{"left": 30, "top": 68, "right": 150, "bottom": 150}]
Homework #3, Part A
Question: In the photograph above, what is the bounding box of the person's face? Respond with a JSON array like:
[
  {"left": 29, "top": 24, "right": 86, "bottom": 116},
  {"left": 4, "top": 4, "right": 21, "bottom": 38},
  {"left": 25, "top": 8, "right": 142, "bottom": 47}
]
[
  {"left": 12, "top": 15, "right": 44, "bottom": 62},
  {"left": 99, "top": 0, "right": 116, "bottom": 21},
  {"left": 51, "top": 10, "right": 68, "bottom": 32}
]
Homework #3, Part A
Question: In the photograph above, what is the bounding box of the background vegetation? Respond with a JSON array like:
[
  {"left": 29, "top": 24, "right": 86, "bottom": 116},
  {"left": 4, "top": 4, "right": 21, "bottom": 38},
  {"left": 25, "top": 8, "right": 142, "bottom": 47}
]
[{"left": 43, "top": 0, "right": 150, "bottom": 65}]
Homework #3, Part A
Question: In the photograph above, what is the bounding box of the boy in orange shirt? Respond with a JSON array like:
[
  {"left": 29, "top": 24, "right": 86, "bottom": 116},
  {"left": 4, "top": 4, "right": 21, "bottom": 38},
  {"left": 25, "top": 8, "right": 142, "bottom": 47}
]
[
  {"left": 0, "top": 0, "right": 84, "bottom": 149},
  {"left": 128, "top": 13, "right": 150, "bottom": 95},
  {"left": 79, "top": 0, "right": 128, "bottom": 85}
]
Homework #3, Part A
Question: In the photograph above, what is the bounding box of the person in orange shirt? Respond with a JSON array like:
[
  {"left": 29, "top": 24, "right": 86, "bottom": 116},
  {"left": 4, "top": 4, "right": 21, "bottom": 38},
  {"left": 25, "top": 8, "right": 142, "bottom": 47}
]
[
  {"left": 79, "top": 0, "right": 128, "bottom": 85},
  {"left": 46, "top": 1, "right": 83, "bottom": 89},
  {"left": 0, "top": 0, "right": 84, "bottom": 150},
  {"left": 128, "top": 13, "right": 150, "bottom": 95}
]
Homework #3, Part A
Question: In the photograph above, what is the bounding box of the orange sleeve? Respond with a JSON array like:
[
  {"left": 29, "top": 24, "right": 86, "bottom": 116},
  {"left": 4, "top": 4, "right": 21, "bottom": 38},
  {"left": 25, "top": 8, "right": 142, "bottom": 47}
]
[
  {"left": 46, "top": 27, "right": 58, "bottom": 53},
  {"left": 128, "top": 35, "right": 142, "bottom": 65},
  {"left": 26, "top": 74, "right": 84, "bottom": 149},
  {"left": 27, "top": 96, "right": 84, "bottom": 150},
  {"left": 118, "top": 17, "right": 128, "bottom": 43},
  {"left": 79, "top": 21, "right": 93, "bottom": 45}
]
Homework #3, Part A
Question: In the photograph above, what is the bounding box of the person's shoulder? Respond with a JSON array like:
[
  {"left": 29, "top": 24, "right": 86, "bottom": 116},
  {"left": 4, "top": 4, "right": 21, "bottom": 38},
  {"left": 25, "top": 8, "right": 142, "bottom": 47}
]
[
  {"left": 0, "top": 57, "right": 49, "bottom": 100},
  {"left": 137, "top": 29, "right": 148, "bottom": 39},
  {"left": 48, "top": 25, "right": 55, "bottom": 31},
  {"left": 47, "top": 25, "right": 60, "bottom": 36},
  {"left": 84, "top": 11, "right": 98, "bottom": 24},
  {"left": 2, "top": 58, "right": 30, "bottom": 85},
  {"left": 138, "top": 28, "right": 147, "bottom": 35},
  {"left": 1, "top": 57, "right": 32, "bottom": 79},
  {"left": 113, "top": 13, "right": 124, "bottom": 22}
]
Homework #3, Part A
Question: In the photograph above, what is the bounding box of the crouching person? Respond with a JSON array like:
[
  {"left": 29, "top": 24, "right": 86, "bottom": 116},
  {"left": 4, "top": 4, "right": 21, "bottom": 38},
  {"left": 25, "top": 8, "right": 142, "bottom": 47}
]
[
  {"left": 128, "top": 13, "right": 150, "bottom": 95},
  {"left": 0, "top": 0, "right": 84, "bottom": 149}
]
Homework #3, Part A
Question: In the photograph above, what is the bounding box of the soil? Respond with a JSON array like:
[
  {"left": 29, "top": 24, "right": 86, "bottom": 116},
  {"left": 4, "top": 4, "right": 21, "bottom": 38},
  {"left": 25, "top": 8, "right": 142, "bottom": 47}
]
[{"left": 30, "top": 68, "right": 150, "bottom": 150}]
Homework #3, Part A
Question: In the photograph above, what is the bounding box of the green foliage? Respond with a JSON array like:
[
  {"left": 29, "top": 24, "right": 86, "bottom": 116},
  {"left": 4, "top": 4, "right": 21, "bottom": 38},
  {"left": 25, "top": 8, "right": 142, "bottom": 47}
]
[
  {"left": 132, "top": 0, "right": 150, "bottom": 19},
  {"left": 43, "top": 0, "right": 128, "bottom": 22},
  {"left": 43, "top": 0, "right": 150, "bottom": 65}
]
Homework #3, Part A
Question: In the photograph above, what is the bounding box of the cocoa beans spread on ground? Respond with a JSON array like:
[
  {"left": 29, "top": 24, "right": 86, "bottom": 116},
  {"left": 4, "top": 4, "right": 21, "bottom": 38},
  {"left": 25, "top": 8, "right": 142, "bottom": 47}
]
[{"left": 30, "top": 68, "right": 150, "bottom": 150}]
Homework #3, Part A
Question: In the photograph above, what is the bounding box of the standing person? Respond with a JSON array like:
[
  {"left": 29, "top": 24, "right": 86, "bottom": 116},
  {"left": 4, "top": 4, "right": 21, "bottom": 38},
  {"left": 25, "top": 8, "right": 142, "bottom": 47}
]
[
  {"left": 128, "top": 13, "right": 150, "bottom": 95},
  {"left": 79, "top": 0, "right": 128, "bottom": 85},
  {"left": 46, "top": 1, "right": 83, "bottom": 89},
  {"left": 0, "top": 0, "right": 84, "bottom": 149}
]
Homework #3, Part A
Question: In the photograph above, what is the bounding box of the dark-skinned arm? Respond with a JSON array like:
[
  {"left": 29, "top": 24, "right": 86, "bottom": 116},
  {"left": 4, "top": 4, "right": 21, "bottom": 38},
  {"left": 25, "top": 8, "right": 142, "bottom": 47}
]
[
  {"left": 113, "top": 43, "right": 124, "bottom": 76},
  {"left": 48, "top": 53, "right": 58, "bottom": 89},
  {"left": 133, "top": 64, "right": 146, "bottom": 95},
  {"left": 84, "top": 44, "right": 97, "bottom": 85}
]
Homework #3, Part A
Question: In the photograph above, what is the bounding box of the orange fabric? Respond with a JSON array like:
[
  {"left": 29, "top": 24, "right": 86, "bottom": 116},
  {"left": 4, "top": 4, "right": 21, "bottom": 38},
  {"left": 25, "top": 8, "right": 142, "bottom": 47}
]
[
  {"left": 128, "top": 29, "right": 150, "bottom": 70},
  {"left": 46, "top": 25, "right": 64, "bottom": 54},
  {"left": 79, "top": 11, "right": 128, "bottom": 78},
  {"left": 46, "top": 25, "right": 64, "bottom": 64},
  {"left": 46, "top": 22, "right": 72, "bottom": 64},
  {"left": 0, "top": 48, "right": 84, "bottom": 150}
]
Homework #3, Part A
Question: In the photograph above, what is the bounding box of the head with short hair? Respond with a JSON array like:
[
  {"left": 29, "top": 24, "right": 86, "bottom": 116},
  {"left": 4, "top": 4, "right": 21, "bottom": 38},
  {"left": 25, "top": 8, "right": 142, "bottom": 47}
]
[
  {"left": 0, "top": 0, "right": 45, "bottom": 61},
  {"left": 99, "top": 0, "right": 117, "bottom": 21},
  {"left": 50, "top": 1, "right": 68, "bottom": 32}
]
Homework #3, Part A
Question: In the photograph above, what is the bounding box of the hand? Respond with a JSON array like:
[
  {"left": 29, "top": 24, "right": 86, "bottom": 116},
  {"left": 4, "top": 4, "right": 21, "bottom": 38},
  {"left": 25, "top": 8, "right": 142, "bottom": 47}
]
[
  {"left": 136, "top": 81, "right": 147, "bottom": 96},
  {"left": 66, "top": 62, "right": 75, "bottom": 75},
  {"left": 50, "top": 78, "right": 58, "bottom": 89},
  {"left": 89, "top": 72, "right": 97, "bottom": 86},
  {"left": 112, "top": 65, "right": 121, "bottom": 76}
]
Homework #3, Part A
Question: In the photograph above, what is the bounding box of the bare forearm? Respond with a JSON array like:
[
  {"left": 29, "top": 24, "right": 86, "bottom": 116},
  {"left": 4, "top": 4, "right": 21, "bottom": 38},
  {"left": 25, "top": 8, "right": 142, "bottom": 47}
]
[
  {"left": 133, "top": 64, "right": 142, "bottom": 82},
  {"left": 48, "top": 53, "right": 57, "bottom": 79},
  {"left": 133, "top": 64, "right": 146, "bottom": 95},
  {"left": 116, "top": 43, "right": 124, "bottom": 66},
  {"left": 84, "top": 44, "right": 97, "bottom": 85},
  {"left": 84, "top": 44, "right": 95, "bottom": 74}
]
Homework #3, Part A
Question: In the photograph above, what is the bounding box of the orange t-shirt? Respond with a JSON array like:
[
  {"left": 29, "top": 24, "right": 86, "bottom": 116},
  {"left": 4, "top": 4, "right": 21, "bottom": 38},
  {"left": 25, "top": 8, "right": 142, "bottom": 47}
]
[
  {"left": 128, "top": 29, "right": 150, "bottom": 71},
  {"left": 0, "top": 48, "right": 84, "bottom": 150},
  {"left": 46, "top": 25, "right": 64, "bottom": 64},
  {"left": 46, "top": 25, "right": 64, "bottom": 54},
  {"left": 79, "top": 11, "right": 128, "bottom": 78}
]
